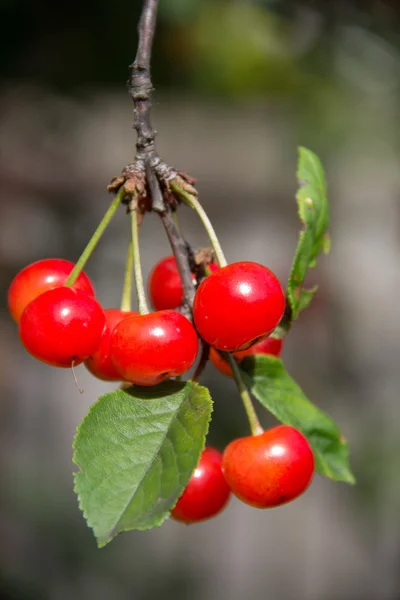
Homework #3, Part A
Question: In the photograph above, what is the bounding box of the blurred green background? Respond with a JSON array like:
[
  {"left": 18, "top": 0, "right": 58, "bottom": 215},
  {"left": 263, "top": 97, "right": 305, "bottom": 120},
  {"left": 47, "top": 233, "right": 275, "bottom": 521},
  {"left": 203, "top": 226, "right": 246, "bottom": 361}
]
[{"left": 1, "top": 1, "right": 400, "bottom": 599}]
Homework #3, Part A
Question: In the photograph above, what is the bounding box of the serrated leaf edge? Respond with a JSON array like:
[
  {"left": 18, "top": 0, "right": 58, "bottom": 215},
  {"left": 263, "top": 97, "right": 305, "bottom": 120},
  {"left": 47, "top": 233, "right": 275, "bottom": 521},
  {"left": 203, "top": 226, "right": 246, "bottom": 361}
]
[
  {"left": 101, "top": 382, "right": 213, "bottom": 542},
  {"left": 73, "top": 381, "right": 213, "bottom": 547}
]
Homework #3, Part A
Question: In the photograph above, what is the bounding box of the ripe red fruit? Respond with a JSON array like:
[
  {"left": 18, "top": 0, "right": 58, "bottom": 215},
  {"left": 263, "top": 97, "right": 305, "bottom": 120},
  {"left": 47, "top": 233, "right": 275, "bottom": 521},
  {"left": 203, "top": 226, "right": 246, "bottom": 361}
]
[
  {"left": 171, "top": 447, "right": 231, "bottom": 523},
  {"left": 8, "top": 258, "right": 95, "bottom": 323},
  {"left": 210, "top": 337, "right": 284, "bottom": 377},
  {"left": 148, "top": 256, "right": 194, "bottom": 310},
  {"left": 110, "top": 310, "right": 199, "bottom": 386},
  {"left": 193, "top": 262, "right": 285, "bottom": 351},
  {"left": 85, "top": 309, "right": 139, "bottom": 381},
  {"left": 19, "top": 287, "right": 105, "bottom": 368},
  {"left": 222, "top": 426, "right": 314, "bottom": 508},
  {"left": 148, "top": 255, "right": 218, "bottom": 311}
]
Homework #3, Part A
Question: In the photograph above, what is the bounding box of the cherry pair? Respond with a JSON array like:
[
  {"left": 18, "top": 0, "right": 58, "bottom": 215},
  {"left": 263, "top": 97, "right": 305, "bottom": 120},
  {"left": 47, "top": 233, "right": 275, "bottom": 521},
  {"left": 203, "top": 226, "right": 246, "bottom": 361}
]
[
  {"left": 172, "top": 425, "right": 314, "bottom": 524},
  {"left": 9, "top": 259, "right": 106, "bottom": 368},
  {"left": 88, "top": 256, "right": 285, "bottom": 385},
  {"left": 151, "top": 257, "right": 285, "bottom": 352},
  {"left": 150, "top": 255, "right": 286, "bottom": 364}
]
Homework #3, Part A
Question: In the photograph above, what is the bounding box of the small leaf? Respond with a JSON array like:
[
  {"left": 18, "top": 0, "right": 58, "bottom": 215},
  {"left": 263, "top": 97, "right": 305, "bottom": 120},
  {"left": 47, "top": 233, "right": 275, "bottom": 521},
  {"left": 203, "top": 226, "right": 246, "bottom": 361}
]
[
  {"left": 286, "top": 147, "right": 330, "bottom": 322},
  {"left": 240, "top": 356, "right": 355, "bottom": 484},
  {"left": 73, "top": 380, "right": 213, "bottom": 547}
]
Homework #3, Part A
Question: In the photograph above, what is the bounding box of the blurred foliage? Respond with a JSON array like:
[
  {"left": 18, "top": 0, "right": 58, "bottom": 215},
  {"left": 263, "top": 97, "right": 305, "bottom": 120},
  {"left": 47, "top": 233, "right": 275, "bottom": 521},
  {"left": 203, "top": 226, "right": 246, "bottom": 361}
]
[
  {"left": 178, "top": 3, "right": 298, "bottom": 96},
  {"left": 1, "top": 0, "right": 400, "bottom": 156},
  {"left": 1, "top": 0, "right": 400, "bottom": 99}
]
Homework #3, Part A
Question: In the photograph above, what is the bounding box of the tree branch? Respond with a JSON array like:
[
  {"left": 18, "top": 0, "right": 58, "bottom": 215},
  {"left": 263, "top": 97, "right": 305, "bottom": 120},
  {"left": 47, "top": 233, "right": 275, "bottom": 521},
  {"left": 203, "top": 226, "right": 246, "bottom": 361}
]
[
  {"left": 126, "top": 0, "right": 197, "bottom": 317},
  {"left": 128, "top": 0, "right": 159, "bottom": 160}
]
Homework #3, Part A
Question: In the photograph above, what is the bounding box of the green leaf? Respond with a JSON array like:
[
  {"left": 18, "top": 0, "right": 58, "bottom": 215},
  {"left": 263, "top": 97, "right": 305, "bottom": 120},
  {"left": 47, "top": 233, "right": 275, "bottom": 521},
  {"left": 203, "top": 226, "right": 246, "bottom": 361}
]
[
  {"left": 286, "top": 147, "right": 330, "bottom": 321},
  {"left": 73, "top": 380, "right": 213, "bottom": 547},
  {"left": 240, "top": 355, "right": 355, "bottom": 484}
]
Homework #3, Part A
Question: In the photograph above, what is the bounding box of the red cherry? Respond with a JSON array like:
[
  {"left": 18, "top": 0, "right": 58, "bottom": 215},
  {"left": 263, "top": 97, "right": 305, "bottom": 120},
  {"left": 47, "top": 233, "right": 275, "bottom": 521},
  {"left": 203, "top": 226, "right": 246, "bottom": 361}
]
[
  {"left": 148, "top": 256, "right": 194, "bottom": 311},
  {"left": 193, "top": 262, "right": 285, "bottom": 351},
  {"left": 210, "top": 337, "right": 284, "bottom": 378},
  {"left": 85, "top": 309, "right": 139, "bottom": 381},
  {"left": 148, "top": 256, "right": 218, "bottom": 311},
  {"left": 110, "top": 310, "right": 199, "bottom": 386},
  {"left": 222, "top": 425, "right": 314, "bottom": 508},
  {"left": 8, "top": 258, "right": 95, "bottom": 323},
  {"left": 19, "top": 287, "right": 105, "bottom": 368},
  {"left": 171, "top": 447, "right": 231, "bottom": 523}
]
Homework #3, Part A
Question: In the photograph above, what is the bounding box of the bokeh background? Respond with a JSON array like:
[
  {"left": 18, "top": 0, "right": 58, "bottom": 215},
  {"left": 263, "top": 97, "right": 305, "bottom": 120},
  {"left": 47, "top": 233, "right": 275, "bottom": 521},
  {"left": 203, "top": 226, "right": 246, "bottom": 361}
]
[{"left": 1, "top": 1, "right": 400, "bottom": 598}]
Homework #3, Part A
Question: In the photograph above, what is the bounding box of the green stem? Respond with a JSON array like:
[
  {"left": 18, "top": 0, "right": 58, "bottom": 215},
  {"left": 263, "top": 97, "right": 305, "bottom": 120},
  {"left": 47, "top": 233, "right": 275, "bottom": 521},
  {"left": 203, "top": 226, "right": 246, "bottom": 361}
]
[
  {"left": 130, "top": 210, "right": 149, "bottom": 315},
  {"left": 120, "top": 239, "right": 134, "bottom": 312},
  {"left": 225, "top": 353, "right": 264, "bottom": 436},
  {"left": 171, "top": 182, "right": 228, "bottom": 268},
  {"left": 65, "top": 187, "right": 125, "bottom": 287}
]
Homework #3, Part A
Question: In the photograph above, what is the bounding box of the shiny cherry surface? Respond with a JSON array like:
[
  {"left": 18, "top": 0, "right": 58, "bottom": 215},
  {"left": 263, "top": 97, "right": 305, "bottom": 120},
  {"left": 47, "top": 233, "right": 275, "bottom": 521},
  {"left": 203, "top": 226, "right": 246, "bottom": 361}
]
[
  {"left": 85, "top": 309, "right": 138, "bottom": 381},
  {"left": 222, "top": 426, "right": 314, "bottom": 508},
  {"left": 171, "top": 447, "right": 231, "bottom": 523},
  {"left": 148, "top": 256, "right": 218, "bottom": 311},
  {"left": 110, "top": 310, "right": 199, "bottom": 386},
  {"left": 19, "top": 287, "right": 105, "bottom": 368},
  {"left": 193, "top": 262, "right": 285, "bottom": 351},
  {"left": 210, "top": 336, "right": 284, "bottom": 377},
  {"left": 148, "top": 256, "right": 194, "bottom": 310},
  {"left": 8, "top": 258, "right": 95, "bottom": 322}
]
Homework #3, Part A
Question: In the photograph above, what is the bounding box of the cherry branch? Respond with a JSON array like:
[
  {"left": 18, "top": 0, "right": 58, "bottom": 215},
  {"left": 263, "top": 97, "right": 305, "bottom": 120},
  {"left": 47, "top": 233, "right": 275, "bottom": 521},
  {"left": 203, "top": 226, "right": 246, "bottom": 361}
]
[
  {"left": 128, "top": 0, "right": 159, "bottom": 162},
  {"left": 159, "top": 210, "right": 196, "bottom": 312},
  {"left": 124, "top": 0, "right": 196, "bottom": 313}
]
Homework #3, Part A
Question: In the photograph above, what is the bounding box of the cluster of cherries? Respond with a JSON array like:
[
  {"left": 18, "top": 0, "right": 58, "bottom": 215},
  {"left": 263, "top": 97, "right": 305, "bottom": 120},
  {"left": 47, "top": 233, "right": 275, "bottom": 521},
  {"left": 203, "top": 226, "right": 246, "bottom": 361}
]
[
  {"left": 8, "top": 254, "right": 315, "bottom": 523},
  {"left": 8, "top": 256, "right": 286, "bottom": 384},
  {"left": 172, "top": 426, "right": 314, "bottom": 523}
]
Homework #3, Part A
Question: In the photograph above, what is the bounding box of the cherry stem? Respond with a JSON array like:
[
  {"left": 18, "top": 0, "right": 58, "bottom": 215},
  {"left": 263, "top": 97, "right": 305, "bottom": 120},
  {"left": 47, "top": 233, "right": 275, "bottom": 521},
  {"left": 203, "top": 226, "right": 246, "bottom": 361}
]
[
  {"left": 224, "top": 353, "right": 264, "bottom": 436},
  {"left": 130, "top": 209, "right": 149, "bottom": 315},
  {"left": 120, "top": 239, "right": 134, "bottom": 312},
  {"left": 192, "top": 341, "right": 210, "bottom": 383},
  {"left": 65, "top": 187, "right": 125, "bottom": 287},
  {"left": 170, "top": 182, "right": 228, "bottom": 268},
  {"left": 71, "top": 360, "right": 84, "bottom": 394}
]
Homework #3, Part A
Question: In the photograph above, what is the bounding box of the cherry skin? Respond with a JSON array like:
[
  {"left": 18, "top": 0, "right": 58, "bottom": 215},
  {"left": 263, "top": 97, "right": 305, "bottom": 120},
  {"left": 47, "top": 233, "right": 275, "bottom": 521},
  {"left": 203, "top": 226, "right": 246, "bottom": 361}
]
[
  {"left": 148, "top": 256, "right": 195, "bottom": 311},
  {"left": 210, "top": 336, "right": 284, "bottom": 378},
  {"left": 110, "top": 310, "right": 199, "bottom": 386},
  {"left": 19, "top": 287, "right": 106, "bottom": 368},
  {"left": 85, "top": 309, "right": 139, "bottom": 381},
  {"left": 8, "top": 258, "right": 95, "bottom": 323},
  {"left": 171, "top": 447, "right": 231, "bottom": 523},
  {"left": 148, "top": 255, "right": 218, "bottom": 311},
  {"left": 193, "top": 262, "right": 285, "bottom": 352},
  {"left": 222, "top": 425, "right": 314, "bottom": 508}
]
